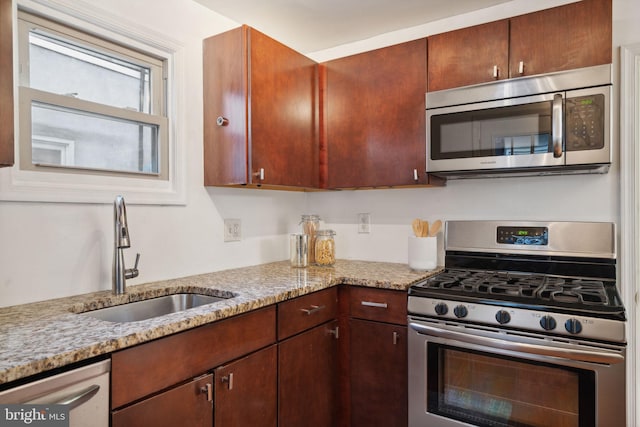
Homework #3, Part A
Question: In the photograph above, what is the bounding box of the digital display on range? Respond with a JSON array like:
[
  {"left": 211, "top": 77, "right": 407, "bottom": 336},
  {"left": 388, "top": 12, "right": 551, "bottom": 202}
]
[{"left": 497, "top": 226, "right": 548, "bottom": 245}]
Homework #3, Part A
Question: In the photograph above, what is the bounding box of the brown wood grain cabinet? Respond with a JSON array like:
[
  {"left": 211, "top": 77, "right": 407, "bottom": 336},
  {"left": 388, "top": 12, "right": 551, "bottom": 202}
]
[
  {"left": 428, "top": 0, "right": 612, "bottom": 91},
  {"left": 278, "top": 288, "right": 339, "bottom": 426},
  {"left": 214, "top": 345, "right": 277, "bottom": 427},
  {"left": 0, "top": 0, "right": 14, "bottom": 167},
  {"left": 203, "top": 25, "right": 319, "bottom": 190},
  {"left": 344, "top": 286, "right": 408, "bottom": 427},
  {"left": 321, "top": 38, "right": 443, "bottom": 189}
]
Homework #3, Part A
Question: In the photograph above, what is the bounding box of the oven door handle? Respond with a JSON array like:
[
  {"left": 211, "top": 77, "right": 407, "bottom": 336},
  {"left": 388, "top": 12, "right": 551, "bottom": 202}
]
[{"left": 409, "top": 322, "right": 624, "bottom": 365}]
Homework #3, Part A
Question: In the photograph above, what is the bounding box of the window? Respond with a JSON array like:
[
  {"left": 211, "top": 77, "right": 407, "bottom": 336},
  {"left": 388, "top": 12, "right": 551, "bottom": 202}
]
[{"left": 17, "top": 11, "right": 168, "bottom": 178}]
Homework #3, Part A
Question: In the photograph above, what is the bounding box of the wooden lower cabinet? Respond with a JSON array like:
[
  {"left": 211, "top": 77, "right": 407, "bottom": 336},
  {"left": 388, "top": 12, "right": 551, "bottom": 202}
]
[
  {"left": 112, "top": 374, "right": 213, "bottom": 427},
  {"left": 350, "top": 318, "right": 408, "bottom": 427},
  {"left": 278, "top": 320, "right": 339, "bottom": 427},
  {"left": 214, "top": 345, "right": 277, "bottom": 427}
]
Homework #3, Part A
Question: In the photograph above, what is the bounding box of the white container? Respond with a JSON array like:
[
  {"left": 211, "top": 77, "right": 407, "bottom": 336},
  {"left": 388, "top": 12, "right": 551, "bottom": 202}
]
[{"left": 408, "top": 236, "right": 437, "bottom": 271}]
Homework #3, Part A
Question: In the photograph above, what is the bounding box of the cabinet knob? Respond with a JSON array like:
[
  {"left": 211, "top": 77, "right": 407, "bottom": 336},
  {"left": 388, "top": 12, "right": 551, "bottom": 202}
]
[
  {"left": 216, "top": 116, "right": 229, "bottom": 126},
  {"left": 518, "top": 61, "right": 525, "bottom": 75}
]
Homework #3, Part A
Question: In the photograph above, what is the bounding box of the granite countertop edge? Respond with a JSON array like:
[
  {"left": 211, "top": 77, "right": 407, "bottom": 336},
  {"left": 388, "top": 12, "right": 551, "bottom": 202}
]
[{"left": 0, "top": 259, "right": 442, "bottom": 386}]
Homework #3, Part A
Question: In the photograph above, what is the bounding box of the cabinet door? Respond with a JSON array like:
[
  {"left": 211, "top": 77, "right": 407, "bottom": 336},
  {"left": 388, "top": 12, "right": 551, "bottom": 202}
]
[
  {"left": 203, "top": 26, "right": 318, "bottom": 189},
  {"left": 249, "top": 28, "right": 319, "bottom": 188},
  {"left": 323, "top": 39, "right": 430, "bottom": 188},
  {"left": 509, "top": 0, "right": 612, "bottom": 77},
  {"left": 350, "top": 319, "right": 407, "bottom": 427},
  {"left": 203, "top": 26, "right": 248, "bottom": 186},
  {"left": 279, "top": 320, "right": 339, "bottom": 427},
  {"left": 0, "top": 0, "right": 14, "bottom": 167},
  {"left": 112, "top": 374, "right": 213, "bottom": 427},
  {"left": 427, "top": 20, "right": 509, "bottom": 92},
  {"left": 214, "top": 345, "right": 277, "bottom": 427}
]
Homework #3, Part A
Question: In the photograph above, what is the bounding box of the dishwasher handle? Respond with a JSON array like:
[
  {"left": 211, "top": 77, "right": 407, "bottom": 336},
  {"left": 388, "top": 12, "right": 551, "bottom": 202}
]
[{"left": 50, "top": 385, "right": 100, "bottom": 411}]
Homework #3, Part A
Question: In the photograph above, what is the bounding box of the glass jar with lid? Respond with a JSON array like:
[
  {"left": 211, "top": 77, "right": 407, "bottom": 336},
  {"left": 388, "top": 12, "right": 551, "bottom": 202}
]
[
  {"left": 300, "top": 214, "right": 320, "bottom": 264},
  {"left": 315, "top": 229, "right": 336, "bottom": 266}
]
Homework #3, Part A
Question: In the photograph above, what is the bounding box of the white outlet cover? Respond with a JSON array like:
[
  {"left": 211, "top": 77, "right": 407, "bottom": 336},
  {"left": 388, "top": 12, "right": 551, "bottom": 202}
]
[
  {"left": 224, "top": 218, "right": 241, "bottom": 242},
  {"left": 357, "top": 213, "right": 371, "bottom": 233}
]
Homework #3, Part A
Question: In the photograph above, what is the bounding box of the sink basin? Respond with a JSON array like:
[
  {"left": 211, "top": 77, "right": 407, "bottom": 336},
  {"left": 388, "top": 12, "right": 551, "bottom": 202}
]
[{"left": 80, "top": 293, "right": 228, "bottom": 323}]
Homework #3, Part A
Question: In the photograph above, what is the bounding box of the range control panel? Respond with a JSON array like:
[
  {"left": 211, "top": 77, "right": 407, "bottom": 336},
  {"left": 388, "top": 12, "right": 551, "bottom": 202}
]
[{"left": 497, "top": 226, "right": 548, "bottom": 245}]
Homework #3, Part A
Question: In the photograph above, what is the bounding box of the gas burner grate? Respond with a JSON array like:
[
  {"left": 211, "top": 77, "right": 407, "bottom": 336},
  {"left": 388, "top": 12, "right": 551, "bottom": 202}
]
[{"left": 416, "top": 269, "right": 613, "bottom": 308}]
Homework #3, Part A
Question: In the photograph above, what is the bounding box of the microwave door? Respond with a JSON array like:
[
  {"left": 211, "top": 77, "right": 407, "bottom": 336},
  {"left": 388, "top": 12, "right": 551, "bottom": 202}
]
[{"left": 427, "top": 93, "right": 565, "bottom": 173}]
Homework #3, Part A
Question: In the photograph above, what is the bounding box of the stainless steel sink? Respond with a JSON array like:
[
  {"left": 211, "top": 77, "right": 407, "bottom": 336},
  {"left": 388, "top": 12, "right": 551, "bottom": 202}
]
[{"left": 80, "top": 293, "right": 229, "bottom": 323}]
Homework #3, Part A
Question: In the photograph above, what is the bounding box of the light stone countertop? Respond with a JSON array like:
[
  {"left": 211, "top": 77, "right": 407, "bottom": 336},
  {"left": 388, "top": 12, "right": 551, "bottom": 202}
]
[{"left": 0, "top": 259, "right": 442, "bottom": 386}]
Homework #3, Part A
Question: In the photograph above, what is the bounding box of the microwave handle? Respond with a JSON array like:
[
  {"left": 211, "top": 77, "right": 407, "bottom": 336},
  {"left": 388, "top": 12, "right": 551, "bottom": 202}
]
[{"left": 552, "top": 93, "right": 563, "bottom": 158}]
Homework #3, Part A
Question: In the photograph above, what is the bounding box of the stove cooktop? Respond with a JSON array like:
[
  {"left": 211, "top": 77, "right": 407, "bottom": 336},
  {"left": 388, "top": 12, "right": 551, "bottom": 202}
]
[{"left": 409, "top": 268, "right": 625, "bottom": 320}]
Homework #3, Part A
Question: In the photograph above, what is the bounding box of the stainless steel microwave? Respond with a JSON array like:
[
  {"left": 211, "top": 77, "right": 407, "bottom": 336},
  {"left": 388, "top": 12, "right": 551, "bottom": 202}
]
[{"left": 426, "top": 65, "right": 612, "bottom": 179}]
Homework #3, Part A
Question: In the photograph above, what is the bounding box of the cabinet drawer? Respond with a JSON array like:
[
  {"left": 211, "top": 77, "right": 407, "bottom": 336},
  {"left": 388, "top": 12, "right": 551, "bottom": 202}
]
[
  {"left": 349, "top": 287, "right": 407, "bottom": 325},
  {"left": 111, "top": 306, "right": 276, "bottom": 409},
  {"left": 277, "top": 287, "right": 338, "bottom": 340}
]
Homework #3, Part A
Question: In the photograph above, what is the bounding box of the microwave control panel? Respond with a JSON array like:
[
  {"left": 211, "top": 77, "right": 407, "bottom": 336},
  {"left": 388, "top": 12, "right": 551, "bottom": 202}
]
[{"left": 565, "top": 94, "right": 605, "bottom": 151}]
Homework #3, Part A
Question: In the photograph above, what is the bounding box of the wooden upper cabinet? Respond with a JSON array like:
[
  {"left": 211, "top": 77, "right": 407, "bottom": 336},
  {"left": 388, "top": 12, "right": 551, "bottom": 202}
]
[
  {"left": 428, "top": 0, "right": 612, "bottom": 91},
  {"left": 509, "top": 0, "right": 612, "bottom": 78},
  {"left": 203, "top": 25, "right": 318, "bottom": 189},
  {"left": 321, "top": 38, "right": 440, "bottom": 188},
  {"left": 427, "top": 20, "right": 509, "bottom": 92},
  {"left": 0, "top": 0, "right": 14, "bottom": 167}
]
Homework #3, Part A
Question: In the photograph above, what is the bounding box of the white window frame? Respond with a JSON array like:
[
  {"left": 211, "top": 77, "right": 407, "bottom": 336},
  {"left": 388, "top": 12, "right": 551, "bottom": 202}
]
[
  {"left": 0, "top": 0, "right": 186, "bottom": 205},
  {"left": 32, "top": 135, "right": 75, "bottom": 165}
]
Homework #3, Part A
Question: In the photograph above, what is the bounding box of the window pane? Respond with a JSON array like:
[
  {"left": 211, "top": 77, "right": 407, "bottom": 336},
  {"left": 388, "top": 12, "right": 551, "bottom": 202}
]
[
  {"left": 28, "top": 31, "right": 151, "bottom": 113},
  {"left": 31, "top": 102, "right": 159, "bottom": 174}
]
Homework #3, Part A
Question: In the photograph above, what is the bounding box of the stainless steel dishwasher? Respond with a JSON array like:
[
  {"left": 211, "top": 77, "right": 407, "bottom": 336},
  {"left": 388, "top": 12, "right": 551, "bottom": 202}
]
[{"left": 0, "top": 359, "right": 110, "bottom": 427}]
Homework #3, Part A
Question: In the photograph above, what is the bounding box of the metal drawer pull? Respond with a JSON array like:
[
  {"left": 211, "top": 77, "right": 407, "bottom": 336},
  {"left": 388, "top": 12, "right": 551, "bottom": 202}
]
[
  {"left": 493, "top": 65, "right": 499, "bottom": 78},
  {"left": 222, "top": 373, "right": 234, "bottom": 390},
  {"left": 329, "top": 326, "right": 339, "bottom": 339},
  {"left": 361, "top": 301, "right": 388, "bottom": 309},
  {"left": 200, "top": 383, "right": 213, "bottom": 401},
  {"left": 54, "top": 385, "right": 100, "bottom": 410},
  {"left": 393, "top": 331, "right": 400, "bottom": 345},
  {"left": 518, "top": 61, "right": 525, "bottom": 74},
  {"left": 300, "top": 305, "right": 325, "bottom": 315},
  {"left": 413, "top": 169, "right": 419, "bottom": 181}
]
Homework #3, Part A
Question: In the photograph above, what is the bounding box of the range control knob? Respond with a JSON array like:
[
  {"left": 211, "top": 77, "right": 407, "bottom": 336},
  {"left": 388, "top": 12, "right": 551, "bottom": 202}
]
[
  {"left": 539, "top": 315, "right": 557, "bottom": 331},
  {"left": 434, "top": 303, "right": 448, "bottom": 316},
  {"left": 495, "top": 310, "right": 511, "bottom": 325},
  {"left": 453, "top": 305, "right": 468, "bottom": 318},
  {"left": 565, "top": 318, "right": 583, "bottom": 334}
]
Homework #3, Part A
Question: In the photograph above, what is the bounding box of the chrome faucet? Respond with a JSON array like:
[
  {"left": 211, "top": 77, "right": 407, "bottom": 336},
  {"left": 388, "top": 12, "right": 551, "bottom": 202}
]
[{"left": 113, "top": 195, "right": 140, "bottom": 295}]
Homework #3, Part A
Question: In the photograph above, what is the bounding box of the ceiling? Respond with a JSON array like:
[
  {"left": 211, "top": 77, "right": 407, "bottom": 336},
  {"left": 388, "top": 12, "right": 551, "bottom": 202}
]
[{"left": 194, "top": 0, "right": 512, "bottom": 54}]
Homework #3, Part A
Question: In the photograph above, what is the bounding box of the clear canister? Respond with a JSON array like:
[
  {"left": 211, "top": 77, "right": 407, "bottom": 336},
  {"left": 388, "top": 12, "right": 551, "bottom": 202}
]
[
  {"left": 315, "top": 229, "right": 336, "bottom": 266},
  {"left": 300, "top": 214, "right": 320, "bottom": 264}
]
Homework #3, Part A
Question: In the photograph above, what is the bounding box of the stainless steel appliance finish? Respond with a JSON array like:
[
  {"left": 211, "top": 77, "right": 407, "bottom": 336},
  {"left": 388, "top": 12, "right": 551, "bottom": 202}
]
[
  {"left": 426, "top": 65, "right": 612, "bottom": 178},
  {"left": 0, "top": 360, "right": 110, "bottom": 427},
  {"left": 407, "top": 220, "right": 627, "bottom": 427}
]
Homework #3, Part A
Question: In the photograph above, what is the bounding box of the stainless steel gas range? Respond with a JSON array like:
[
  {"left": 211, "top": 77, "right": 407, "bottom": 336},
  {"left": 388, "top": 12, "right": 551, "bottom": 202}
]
[{"left": 408, "top": 221, "right": 627, "bottom": 427}]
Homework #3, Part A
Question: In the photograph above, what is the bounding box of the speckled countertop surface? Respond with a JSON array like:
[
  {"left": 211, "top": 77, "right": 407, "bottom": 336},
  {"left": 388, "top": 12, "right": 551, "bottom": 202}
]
[{"left": 0, "top": 259, "right": 441, "bottom": 386}]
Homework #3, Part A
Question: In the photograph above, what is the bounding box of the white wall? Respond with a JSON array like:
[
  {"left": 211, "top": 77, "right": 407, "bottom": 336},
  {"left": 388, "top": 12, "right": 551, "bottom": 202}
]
[{"left": 1, "top": 0, "right": 638, "bottom": 309}]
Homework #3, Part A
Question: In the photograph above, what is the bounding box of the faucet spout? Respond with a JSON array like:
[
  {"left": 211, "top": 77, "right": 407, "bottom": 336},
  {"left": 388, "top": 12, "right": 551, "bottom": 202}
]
[{"left": 113, "top": 195, "right": 140, "bottom": 295}]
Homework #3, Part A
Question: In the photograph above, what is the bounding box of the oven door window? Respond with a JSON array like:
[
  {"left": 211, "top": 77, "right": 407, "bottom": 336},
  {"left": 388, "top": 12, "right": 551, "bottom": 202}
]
[
  {"left": 430, "top": 101, "right": 552, "bottom": 160},
  {"left": 427, "top": 344, "right": 595, "bottom": 427}
]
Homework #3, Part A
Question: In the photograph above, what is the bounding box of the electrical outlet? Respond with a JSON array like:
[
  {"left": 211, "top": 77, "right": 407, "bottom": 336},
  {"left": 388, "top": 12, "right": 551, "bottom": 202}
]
[
  {"left": 357, "top": 213, "right": 371, "bottom": 234},
  {"left": 224, "top": 218, "right": 241, "bottom": 242}
]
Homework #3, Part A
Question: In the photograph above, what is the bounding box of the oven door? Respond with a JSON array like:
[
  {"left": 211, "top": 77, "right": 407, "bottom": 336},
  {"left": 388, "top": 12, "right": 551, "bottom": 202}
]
[
  {"left": 427, "top": 92, "right": 565, "bottom": 173},
  {"left": 408, "top": 317, "right": 626, "bottom": 427}
]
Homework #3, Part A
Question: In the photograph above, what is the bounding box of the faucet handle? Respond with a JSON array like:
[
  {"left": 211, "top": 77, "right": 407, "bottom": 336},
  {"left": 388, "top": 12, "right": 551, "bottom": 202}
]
[{"left": 125, "top": 253, "right": 140, "bottom": 280}]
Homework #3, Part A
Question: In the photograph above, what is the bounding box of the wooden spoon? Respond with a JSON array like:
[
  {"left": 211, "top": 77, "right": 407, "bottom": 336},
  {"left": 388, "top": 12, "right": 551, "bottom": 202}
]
[
  {"left": 429, "top": 220, "right": 442, "bottom": 237},
  {"left": 411, "top": 218, "right": 423, "bottom": 237},
  {"left": 421, "top": 220, "right": 429, "bottom": 237}
]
